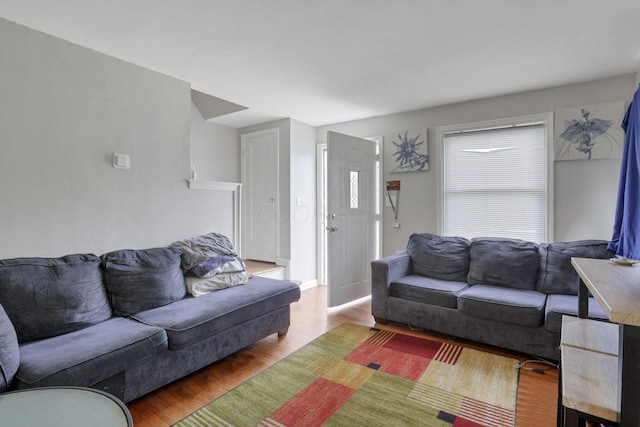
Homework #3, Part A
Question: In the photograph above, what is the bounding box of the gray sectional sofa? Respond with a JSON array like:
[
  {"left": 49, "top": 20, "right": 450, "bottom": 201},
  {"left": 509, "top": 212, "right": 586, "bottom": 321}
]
[
  {"left": 0, "top": 234, "right": 300, "bottom": 403},
  {"left": 371, "top": 233, "right": 612, "bottom": 360}
]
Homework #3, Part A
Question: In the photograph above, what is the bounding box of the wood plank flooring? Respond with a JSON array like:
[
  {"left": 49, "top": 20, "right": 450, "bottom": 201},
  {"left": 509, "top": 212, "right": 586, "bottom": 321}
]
[{"left": 127, "top": 286, "right": 558, "bottom": 426}]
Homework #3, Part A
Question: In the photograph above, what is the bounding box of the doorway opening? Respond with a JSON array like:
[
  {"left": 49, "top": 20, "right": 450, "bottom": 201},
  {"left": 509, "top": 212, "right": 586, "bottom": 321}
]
[{"left": 316, "top": 136, "right": 382, "bottom": 287}]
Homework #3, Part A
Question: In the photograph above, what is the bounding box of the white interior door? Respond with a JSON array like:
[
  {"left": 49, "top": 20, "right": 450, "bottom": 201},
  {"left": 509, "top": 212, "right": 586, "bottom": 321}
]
[
  {"left": 242, "top": 129, "right": 278, "bottom": 262},
  {"left": 327, "top": 131, "right": 377, "bottom": 307}
]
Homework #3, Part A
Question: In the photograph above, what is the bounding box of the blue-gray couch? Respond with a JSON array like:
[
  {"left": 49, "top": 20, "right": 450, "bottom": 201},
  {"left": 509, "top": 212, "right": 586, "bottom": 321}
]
[
  {"left": 0, "top": 242, "right": 300, "bottom": 403},
  {"left": 371, "top": 233, "right": 612, "bottom": 360}
]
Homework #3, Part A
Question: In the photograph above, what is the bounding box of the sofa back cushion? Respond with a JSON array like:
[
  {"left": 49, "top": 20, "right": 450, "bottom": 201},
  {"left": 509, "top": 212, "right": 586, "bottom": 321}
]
[
  {"left": 537, "top": 240, "right": 612, "bottom": 295},
  {"left": 101, "top": 247, "right": 186, "bottom": 316},
  {"left": 0, "top": 304, "right": 19, "bottom": 392},
  {"left": 407, "top": 233, "right": 470, "bottom": 281},
  {"left": 0, "top": 254, "right": 112, "bottom": 343},
  {"left": 467, "top": 237, "right": 540, "bottom": 290}
]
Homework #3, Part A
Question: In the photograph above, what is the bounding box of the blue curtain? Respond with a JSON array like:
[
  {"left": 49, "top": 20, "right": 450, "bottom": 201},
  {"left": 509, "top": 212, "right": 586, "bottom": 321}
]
[{"left": 608, "top": 84, "right": 640, "bottom": 259}]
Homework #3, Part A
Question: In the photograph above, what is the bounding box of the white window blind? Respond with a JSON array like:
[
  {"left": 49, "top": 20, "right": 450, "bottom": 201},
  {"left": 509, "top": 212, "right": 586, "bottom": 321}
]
[{"left": 443, "top": 122, "right": 546, "bottom": 242}]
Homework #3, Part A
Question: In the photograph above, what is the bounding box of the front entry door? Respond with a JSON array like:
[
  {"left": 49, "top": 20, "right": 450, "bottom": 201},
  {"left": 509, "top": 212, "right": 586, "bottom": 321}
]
[{"left": 326, "top": 131, "right": 377, "bottom": 307}]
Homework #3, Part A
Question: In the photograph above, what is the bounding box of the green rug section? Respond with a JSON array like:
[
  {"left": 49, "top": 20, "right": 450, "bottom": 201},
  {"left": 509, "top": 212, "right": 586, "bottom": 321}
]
[{"left": 174, "top": 323, "right": 518, "bottom": 427}]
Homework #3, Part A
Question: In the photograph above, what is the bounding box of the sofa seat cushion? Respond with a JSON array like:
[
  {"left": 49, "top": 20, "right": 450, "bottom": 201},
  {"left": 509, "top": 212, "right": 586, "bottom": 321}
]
[
  {"left": 390, "top": 275, "right": 468, "bottom": 309},
  {"left": 101, "top": 247, "right": 187, "bottom": 317},
  {"left": 458, "top": 285, "right": 546, "bottom": 327},
  {"left": 544, "top": 294, "right": 609, "bottom": 333},
  {"left": 0, "top": 304, "right": 19, "bottom": 392},
  {"left": 131, "top": 276, "right": 300, "bottom": 350},
  {"left": 15, "top": 317, "right": 167, "bottom": 388},
  {"left": 406, "top": 233, "right": 470, "bottom": 281},
  {"left": 0, "top": 254, "right": 112, "bottom": 343},
  {"left": 537, "top": 240, "right": 611, "bottom": 295},
  {"left": 467, "top": 238, "right": 540, "bottom": 290}
]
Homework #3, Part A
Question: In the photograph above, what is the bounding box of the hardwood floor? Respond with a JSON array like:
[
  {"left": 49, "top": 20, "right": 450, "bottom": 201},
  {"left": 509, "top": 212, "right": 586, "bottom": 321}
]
[{"left": 127, "top": 286, "right": 558, "bottom": 426}]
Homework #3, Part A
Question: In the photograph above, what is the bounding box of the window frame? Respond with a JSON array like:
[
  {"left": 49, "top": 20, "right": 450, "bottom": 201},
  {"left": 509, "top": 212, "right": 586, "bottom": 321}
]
[{"left": 435, "top": 112, "right": 554, "bottom": 242}]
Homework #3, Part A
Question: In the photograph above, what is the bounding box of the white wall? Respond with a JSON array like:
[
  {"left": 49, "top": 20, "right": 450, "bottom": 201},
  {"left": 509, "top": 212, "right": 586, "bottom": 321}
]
[
  {"left": 289, "top": 119, "right": 317, "bottom": 283},
  {"left": 190, "top": 102, "right": 240, "bottom": 183},
  {"left": 0, "top": 18, "right": 235, "bottom": 258},
  {"left": 317, "top": 74, "right": 637, "bottom": 256}
]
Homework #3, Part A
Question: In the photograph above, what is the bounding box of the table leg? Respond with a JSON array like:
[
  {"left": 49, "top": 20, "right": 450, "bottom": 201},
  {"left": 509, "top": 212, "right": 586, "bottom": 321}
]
[
  {"left": 620, "top": 324, "right": 640, "bottom": 426},
  {"left": 558, "top": 364, "right": 565, "bottom": 427},
  {"left": 562, "top": 407, "right": 578, "bottom": 427},
  {"left": 578, "top": 278, "right": 589, "bottom": 319}
]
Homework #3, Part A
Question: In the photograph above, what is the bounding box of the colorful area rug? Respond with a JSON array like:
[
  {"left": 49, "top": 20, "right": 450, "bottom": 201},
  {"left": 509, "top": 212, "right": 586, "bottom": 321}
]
[{"left": 174, "top": 323, "right": 519, "bottom": 427}]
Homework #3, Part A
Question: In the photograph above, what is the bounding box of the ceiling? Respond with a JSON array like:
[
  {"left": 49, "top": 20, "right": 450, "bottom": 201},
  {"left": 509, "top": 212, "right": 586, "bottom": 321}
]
[{"left": 1, "top": 0, "right": 639, "bottom": 128}]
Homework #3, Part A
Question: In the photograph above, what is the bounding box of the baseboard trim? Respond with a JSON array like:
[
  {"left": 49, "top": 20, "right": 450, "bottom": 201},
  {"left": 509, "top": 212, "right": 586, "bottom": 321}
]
[{"left": 299, "top": 279, "right": 318, "bottom": 291}]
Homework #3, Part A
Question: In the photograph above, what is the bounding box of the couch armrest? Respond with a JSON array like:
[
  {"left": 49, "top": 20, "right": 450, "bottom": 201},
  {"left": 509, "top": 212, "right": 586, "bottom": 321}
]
[
  {"left": 0, "top": 304, "right": 20, "bottom": 392},
  {"left": 371, "top": 253, "right": 411, "bottom": 321}
]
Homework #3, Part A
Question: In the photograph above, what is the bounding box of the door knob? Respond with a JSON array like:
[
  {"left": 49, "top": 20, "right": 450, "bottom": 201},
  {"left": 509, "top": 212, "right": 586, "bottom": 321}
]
[{"left": 326, "top": 226, "right": 339, "bottom": 232}]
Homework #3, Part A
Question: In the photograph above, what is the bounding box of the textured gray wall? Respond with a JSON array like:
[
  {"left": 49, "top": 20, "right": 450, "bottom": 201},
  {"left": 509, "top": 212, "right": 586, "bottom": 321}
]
[
  {"left": 0, "top": 18, "right": 234, "bottom": 258},
  {"left": 317, "top": 74, "right": 637, "bottom": 256}
]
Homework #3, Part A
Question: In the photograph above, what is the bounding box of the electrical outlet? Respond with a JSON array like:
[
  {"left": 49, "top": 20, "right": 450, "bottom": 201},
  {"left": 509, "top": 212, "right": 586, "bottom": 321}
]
[{"left": 393, "top": 221, "right": 400, "bottom": 228}]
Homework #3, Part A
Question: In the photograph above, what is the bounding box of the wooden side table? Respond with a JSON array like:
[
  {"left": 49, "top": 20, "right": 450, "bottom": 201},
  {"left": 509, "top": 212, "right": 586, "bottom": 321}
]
[
  {"left": 560, "top": 316, "right": 619, "bottom": 425},
  {"left": 570, "top": 257, "right": 640, "bottom": 426},
  {"left": 0, "top": 387, "right": 133, "bottom": 427}
]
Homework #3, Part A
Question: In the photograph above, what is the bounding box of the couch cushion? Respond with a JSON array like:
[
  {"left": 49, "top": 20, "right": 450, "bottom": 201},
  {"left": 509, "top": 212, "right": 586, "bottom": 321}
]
[
  {"left": 390, "top": 275, "right": 468, "bottom": 309},
  {"left": 544, "top": 294, "right": 609, "bottom": 333},
  {"left": 407, "top": 233, "right": 470, "bottom": 282},
  {"left": 101, "top": 247, "right": 187, "bottom": 317},
  {"left": 131, "top": 276, "right": 300, "bottom": 350},
  {"left": 0, "top": 254, "right": 112, "bottom": 343},
  {"left": 467, "top": 237, "right": 540, "bottom": 290},
  {"left": 537, "top": 240, "right": 612, "bottom": 295},
  {"left": 0, "top": 304, "right": 19, "bottom": 392},
  {"left": 458, "top": 285, "right": 546, "bottom": 327},
  {"left": 15, "top": 317, "right": 167, "bottom": 389}
]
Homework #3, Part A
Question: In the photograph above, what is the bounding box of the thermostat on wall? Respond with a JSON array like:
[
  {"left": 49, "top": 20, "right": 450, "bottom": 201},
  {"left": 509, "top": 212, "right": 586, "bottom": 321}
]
[{"left": 113, "top": 153, "right": 130, "bottom": 169}]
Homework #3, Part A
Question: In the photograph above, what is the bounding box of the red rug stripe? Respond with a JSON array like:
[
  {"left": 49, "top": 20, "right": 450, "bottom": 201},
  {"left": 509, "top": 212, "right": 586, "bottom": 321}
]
[
  {"left": 458, "top": 396, "right": 515, "bottom": 427},
  {"left": 453, "top": 418, "right": 485, "bottom": 426},
  {"left": 365, "top": 329, "right": 395, "bottom": 346},
  {"left": 434, "top": 342, "right": 463, "bottom": 365},
  {"left": 268, "top": 378, "right": 356, "bottom": 427}
]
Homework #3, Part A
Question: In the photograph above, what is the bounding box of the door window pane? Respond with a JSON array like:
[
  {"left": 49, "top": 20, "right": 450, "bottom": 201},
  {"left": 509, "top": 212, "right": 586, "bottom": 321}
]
[{"left": 350, "top": 170, "right": 359, "bottom": 209}]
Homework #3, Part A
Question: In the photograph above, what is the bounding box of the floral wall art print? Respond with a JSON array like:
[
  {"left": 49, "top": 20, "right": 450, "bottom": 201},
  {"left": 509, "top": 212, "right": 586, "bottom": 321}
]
[
  {"left": 554, "top": 101, "right": 625, "bottom": 161},
  {"left": 388, "top": 128, "right": 429, "bottom": 172}
]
